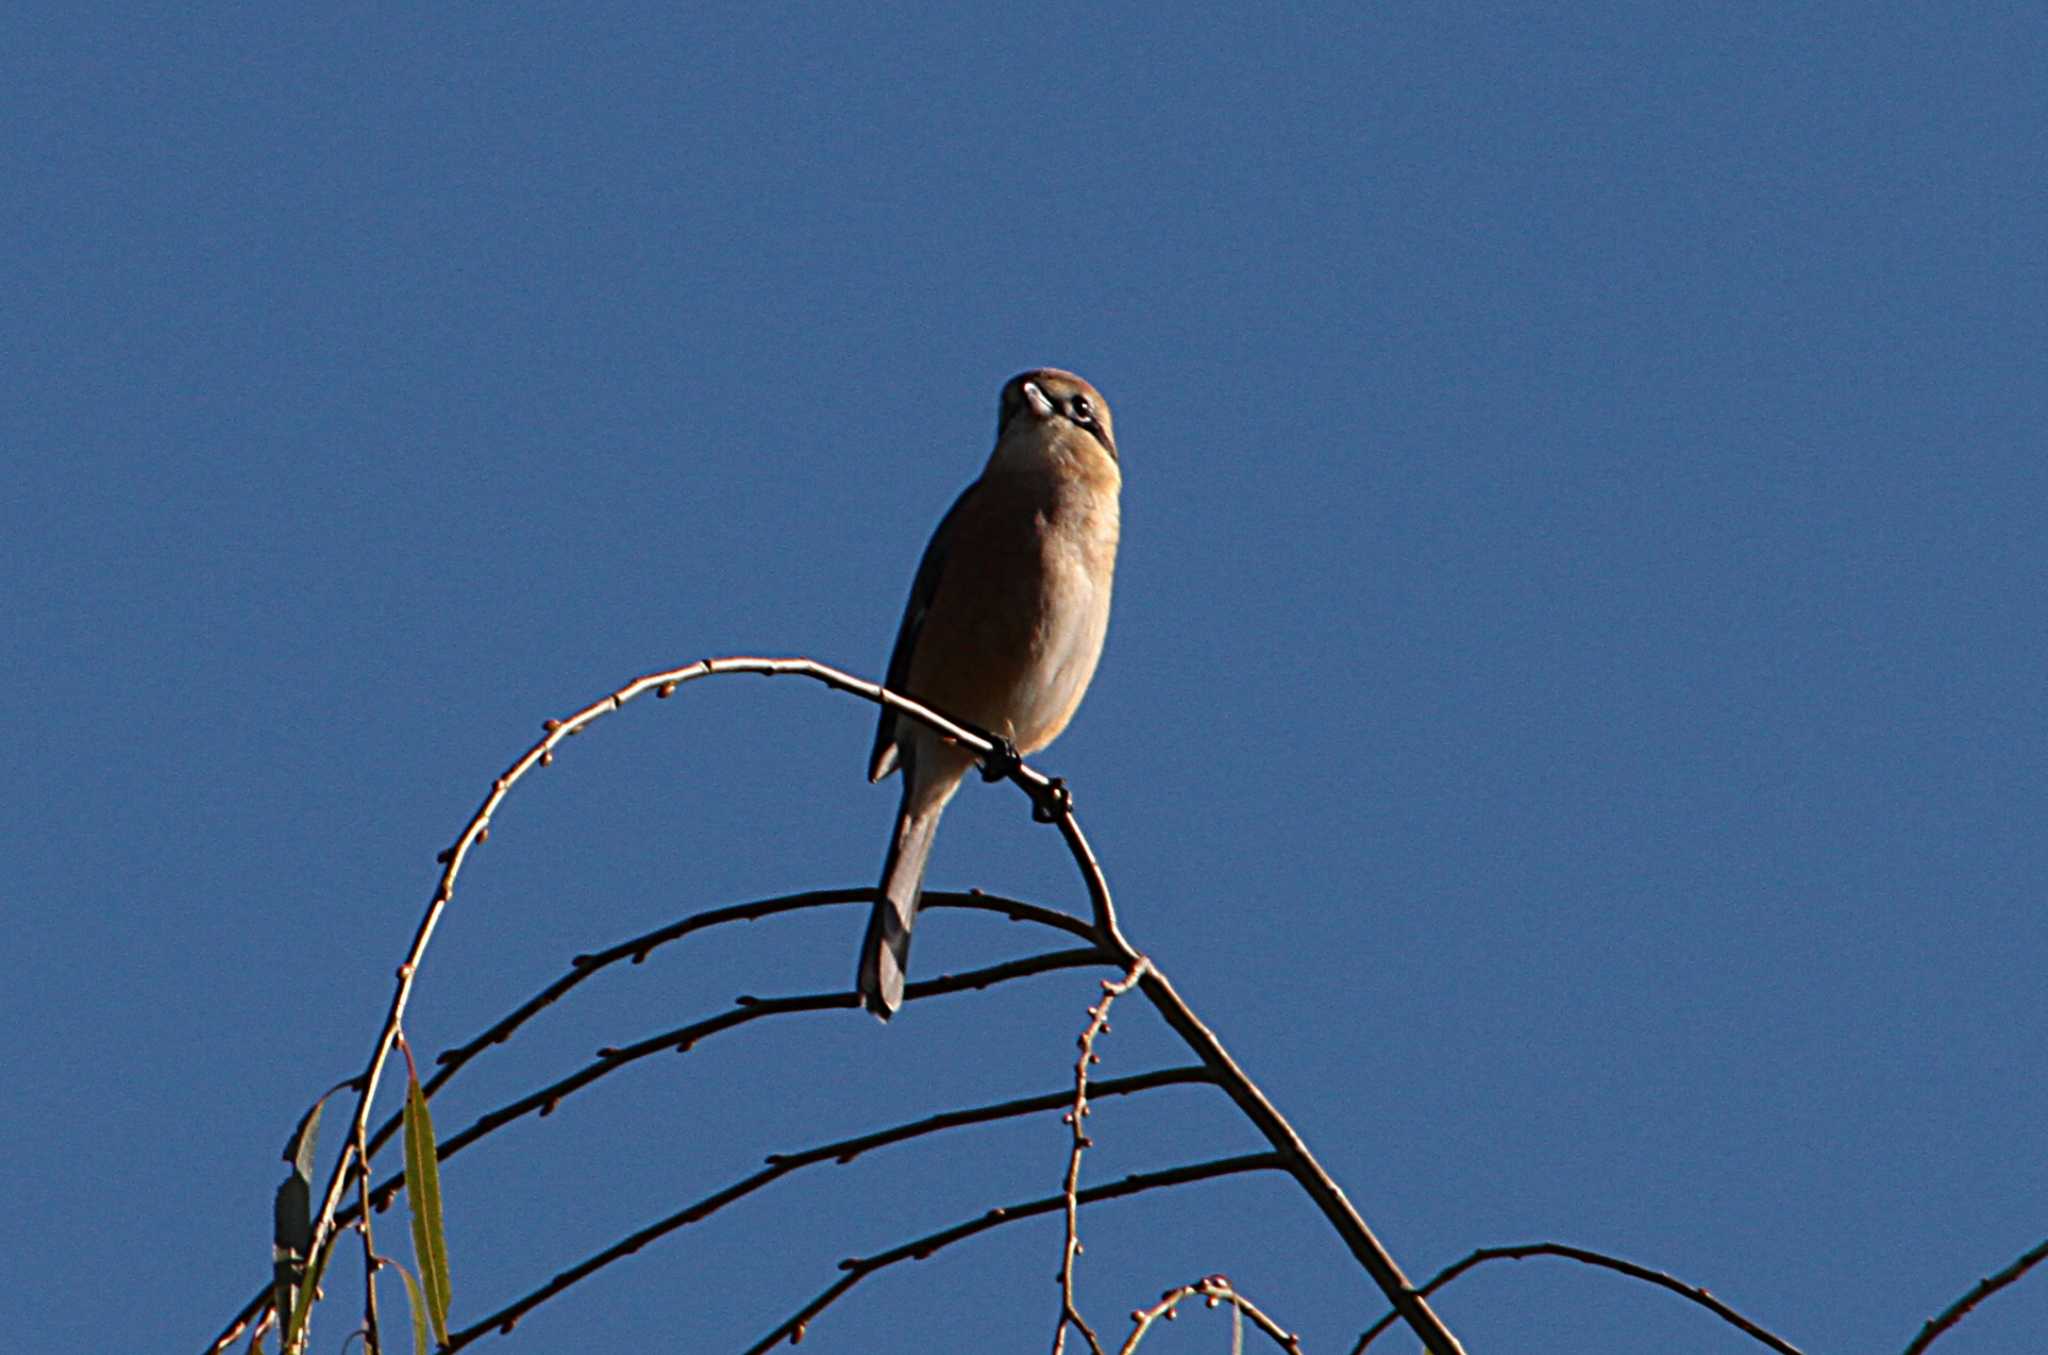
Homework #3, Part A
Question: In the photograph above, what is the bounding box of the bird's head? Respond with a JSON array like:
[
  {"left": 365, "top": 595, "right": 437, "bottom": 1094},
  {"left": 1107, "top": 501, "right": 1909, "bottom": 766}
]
[{"left": 994, "top": 368, "right": 1117, "bottom": 468}]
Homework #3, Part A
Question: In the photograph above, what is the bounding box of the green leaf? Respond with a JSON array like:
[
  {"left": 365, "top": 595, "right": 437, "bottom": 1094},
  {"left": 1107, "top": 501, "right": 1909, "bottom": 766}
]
[
  {"left": 388, "top": 1256, "right": 433, "bottom": 1355},
  {"left": 283, "top": 1233, "right": 331, "bottom": 1353},
  {"left": 272, "top": 1092, "right": 330, "bottom": 1351},
  {"left": 403, "top": 1072, "right": 454, "bottom": 1344}
]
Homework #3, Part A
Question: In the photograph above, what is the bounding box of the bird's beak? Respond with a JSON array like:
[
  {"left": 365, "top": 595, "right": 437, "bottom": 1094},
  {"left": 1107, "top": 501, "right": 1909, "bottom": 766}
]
[{"left": 1022, "top": 381, "right": 1056, "bottom": 419}]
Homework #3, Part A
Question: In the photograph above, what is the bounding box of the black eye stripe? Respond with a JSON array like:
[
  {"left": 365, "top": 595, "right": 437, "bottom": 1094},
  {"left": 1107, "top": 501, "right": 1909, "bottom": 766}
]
[{"left": 995, "top": 381, "right": 1115, "bottom": 461}]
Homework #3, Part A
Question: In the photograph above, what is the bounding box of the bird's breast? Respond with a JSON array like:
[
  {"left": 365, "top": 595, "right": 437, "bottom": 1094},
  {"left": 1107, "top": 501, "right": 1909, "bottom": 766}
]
[{"left": 905, "top": 468, "right": 1118, "bottom": 749}]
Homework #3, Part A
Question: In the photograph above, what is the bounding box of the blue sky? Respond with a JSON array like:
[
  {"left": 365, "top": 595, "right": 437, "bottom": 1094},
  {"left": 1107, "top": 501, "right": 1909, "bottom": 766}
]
[{"left": 7, "top": 6, "right": 2045, "bottom": 1353}]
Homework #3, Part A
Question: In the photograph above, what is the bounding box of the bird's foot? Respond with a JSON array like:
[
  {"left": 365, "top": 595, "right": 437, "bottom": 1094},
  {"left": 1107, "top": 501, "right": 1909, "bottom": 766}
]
[
  {"left": 975, "top": 732, "right": 1023, "bottom": 783},
  {"left": 1032, "top": 777, "right": 1072, "bottom": 822}
]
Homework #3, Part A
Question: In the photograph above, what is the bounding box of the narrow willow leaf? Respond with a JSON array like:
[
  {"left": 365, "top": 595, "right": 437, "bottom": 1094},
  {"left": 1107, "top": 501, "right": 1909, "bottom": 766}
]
[
  {"left": 283, "top": 1233, "right": 330, "bottom": 1353},
  {"left": 272, "top": 1093, "right": 329, "bottom": 1350},
  {"left": 389, "top": 1256, "right": 432, "bottom": 1355},
  {"left": 403, "top": 1073, "right": 454, "bottom": 1344}
]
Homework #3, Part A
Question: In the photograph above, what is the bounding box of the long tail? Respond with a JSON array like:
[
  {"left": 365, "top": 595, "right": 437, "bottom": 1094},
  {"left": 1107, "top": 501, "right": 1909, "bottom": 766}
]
[{"left": 857, "top": 785, "right": 947, "bottom": 1020}]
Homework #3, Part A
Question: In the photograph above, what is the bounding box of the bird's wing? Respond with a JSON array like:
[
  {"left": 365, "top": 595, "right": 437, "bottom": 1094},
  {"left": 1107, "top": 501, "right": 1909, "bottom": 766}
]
[{"left": 868, "top": 481, "right": 978, "bottom": 782}]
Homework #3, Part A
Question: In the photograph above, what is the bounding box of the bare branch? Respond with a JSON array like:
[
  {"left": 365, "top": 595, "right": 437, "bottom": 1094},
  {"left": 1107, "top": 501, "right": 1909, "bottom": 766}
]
[
  {"left": 416, "top": 888, "right": 1094, "bottom": 1113},
  {"left": 441, "top": 1066, "right": 1215, "bottom": 1348},
  {"left": 1122, "top": 1275, "right": 1301, "bottom": 1355},
  {"left": 1348, "top": 1241, "right": 1804, "bottom": 1355},
  {"left": 1902, "top": 1234, "right": 2048, "bottom": 1355},
  {"left": 744, "top": 1153, "right": 1290, "bottom": 1355},
  {"left": 1053, "top": 961, "right": 1151, "bottom": 1355},
  {"left": 351, "top": 1120, "right": 382, "bottom": 1355},
  {"left": 368, "top": 946, "right": 1106, "bottom": 1211}
]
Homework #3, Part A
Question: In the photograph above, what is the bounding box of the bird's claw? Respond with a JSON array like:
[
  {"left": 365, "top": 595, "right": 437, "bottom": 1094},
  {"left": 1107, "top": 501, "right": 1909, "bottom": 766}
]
[
  {"left": 1032, "top": 777, "right": 1072, "bottom": 822},
  {"left": 977, "top": 733, "right": 1023, "bottom": 783}
]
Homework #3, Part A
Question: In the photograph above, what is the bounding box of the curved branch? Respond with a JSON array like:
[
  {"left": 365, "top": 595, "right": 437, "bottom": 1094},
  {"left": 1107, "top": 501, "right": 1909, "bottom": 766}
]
[
  {"left": 373, "top": 890, "right": 1096, "bottom": 1167},
  {"left": 370, "top": 945, "right": 1108, "bottom": 1210},
  {"left": 744, "top": 1153, "right": 1290, "bottom": 1355},
  {"left": 423, "top": 889, "right": 1090, "bottom": 1099},
  {"left": 1123, "top": 1275, "right": 1301, "bottom": 1354},
  {"left": 1902, "top": 1234, "right": 2048, "bottom": 1355},
  {"left": 442, "top": 1066, "right": 1217, "bottom": 1348},
  {"left": 1348, "top": 1242, "right": 1804, "bottom": 1355}
]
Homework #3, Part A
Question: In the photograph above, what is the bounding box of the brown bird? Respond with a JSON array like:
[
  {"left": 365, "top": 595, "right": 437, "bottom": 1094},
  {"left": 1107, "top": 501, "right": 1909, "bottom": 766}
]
[{"left": 858, "top": 369, "right": 1122, "bottom": 1018}]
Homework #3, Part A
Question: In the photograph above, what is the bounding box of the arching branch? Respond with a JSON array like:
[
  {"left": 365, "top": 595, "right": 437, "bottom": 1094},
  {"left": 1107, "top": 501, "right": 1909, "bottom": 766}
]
[{"left": 1348, "top": 1241, "right": 1805, "bottom": 1355}]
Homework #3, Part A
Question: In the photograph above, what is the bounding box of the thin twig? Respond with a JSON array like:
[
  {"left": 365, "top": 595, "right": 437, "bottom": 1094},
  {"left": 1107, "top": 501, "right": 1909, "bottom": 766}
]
[
  {"left": 1122, "top": 1275, "right": 1301, "bottom": 1355},
  {"left": 1053, "top": 960, "right": 1152, "bottom": 1355},
  {"left": 743, "top": 1153, "right": 1290, "bottom": 1355},
  {"left": 442, "top": 1067, "right": 1215, "bottom": 1348},
  {"left": 1348, "top": 1241, "right": 1804, "bottom": 1355},
  {"left": 416, "top": 889, "right": 1093, "bottom": 1108},
  {"left": 1902, "top": 1234, "right": 2048, "bottom": 1355},
  {"left": 351, "top": 1119, "right": 381, "bottom": 1355}
]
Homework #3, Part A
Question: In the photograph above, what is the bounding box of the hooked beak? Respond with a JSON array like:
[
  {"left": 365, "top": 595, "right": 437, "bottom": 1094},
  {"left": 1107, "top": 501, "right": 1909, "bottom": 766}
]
[{"left": 1021, "top": 381, "right": 1056, "bottom": 419}]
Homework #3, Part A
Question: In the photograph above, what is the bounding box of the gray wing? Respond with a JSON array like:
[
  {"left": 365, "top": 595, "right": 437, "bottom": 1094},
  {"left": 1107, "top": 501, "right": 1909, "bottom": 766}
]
[{"left": 868, "top": 482, "right": 977, "bottom": 782}]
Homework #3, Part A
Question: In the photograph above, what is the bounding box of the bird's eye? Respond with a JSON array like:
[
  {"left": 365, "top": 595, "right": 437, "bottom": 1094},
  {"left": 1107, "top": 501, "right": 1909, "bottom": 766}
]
[{"left": 1070, "top": 395, "right": 1094, "bottom": 422}]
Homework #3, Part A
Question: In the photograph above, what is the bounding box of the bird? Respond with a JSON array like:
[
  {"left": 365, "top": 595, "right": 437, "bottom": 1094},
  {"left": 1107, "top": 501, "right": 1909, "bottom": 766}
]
[{"left": 857, "top": 368, "right": 1122, "bottom": 1019}]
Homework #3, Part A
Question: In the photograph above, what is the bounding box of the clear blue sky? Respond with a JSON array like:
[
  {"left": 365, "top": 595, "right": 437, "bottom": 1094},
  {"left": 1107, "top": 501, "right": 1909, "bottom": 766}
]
[{"left": 7, "top": 7, "right": 2045, "bottom": 1353}]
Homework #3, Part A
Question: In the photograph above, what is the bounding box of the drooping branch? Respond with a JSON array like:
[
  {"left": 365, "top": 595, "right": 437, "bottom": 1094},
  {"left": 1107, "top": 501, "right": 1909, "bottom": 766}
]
[
  {"left": 416, "top": 889, "right": 1094, "bottom": 1113},
  {"left": 372, "top": 945, "right": 1106, "bottom": 1209},
  {"left": 441, "top": 1066, "right": 1217, "bottom": 1349},
  {"left": 361, "top": 892, "right": 1096, "bottom": 1171},
  {"left": 1348, "top": 1241, "right": 1805, "bottom": 1355},
  {"left": 742, "top": 1153, "right": 1291, "bottom": 1355}
]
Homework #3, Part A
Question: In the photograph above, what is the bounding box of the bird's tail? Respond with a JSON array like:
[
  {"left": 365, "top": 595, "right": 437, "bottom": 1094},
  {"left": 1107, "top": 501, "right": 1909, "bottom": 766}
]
[{"left": 858, "top": 787, "right": 947, "bottom": 1020}]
